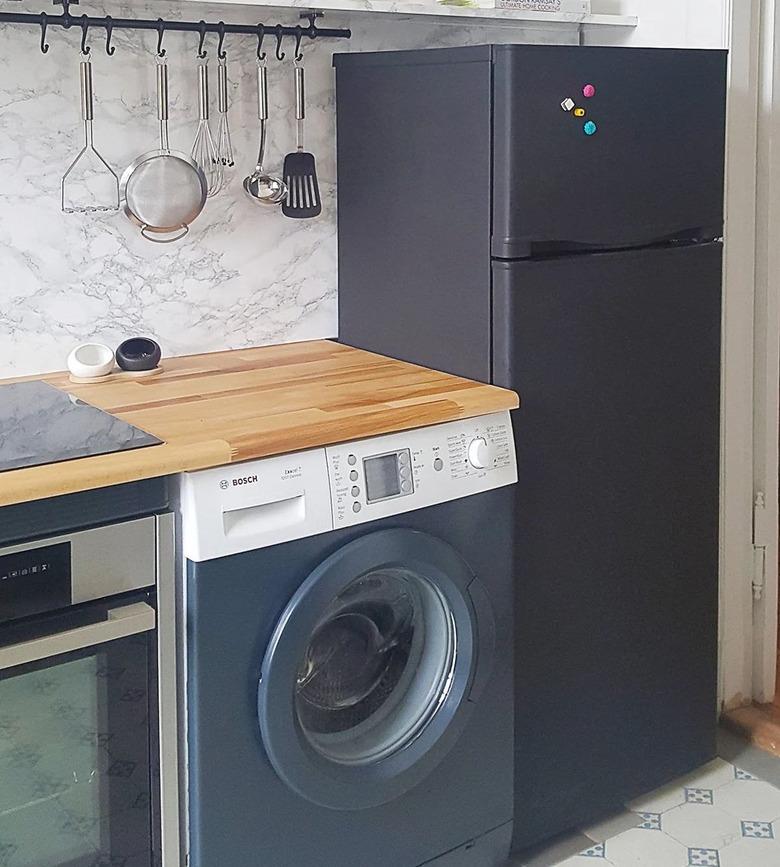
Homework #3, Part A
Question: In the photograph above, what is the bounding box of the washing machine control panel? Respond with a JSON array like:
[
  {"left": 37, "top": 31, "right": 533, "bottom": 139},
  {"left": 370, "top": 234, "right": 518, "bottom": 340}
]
[
  {"left": 177, "top": 411, "right": 516, "bottom": 559},
  {"left": 326, "top": 411, "right": 516, "bottom": 528}
]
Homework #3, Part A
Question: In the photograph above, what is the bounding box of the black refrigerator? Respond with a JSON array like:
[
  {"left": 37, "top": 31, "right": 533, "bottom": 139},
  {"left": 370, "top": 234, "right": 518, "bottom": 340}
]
[{"left": 334, "top": 44, "right": 726, "bottom": 849}]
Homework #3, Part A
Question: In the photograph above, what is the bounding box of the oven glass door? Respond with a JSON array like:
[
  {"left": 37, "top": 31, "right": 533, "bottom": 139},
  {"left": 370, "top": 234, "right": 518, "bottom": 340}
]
[{"left": 0, "top": 594, "right": 158, "bottom": 867}]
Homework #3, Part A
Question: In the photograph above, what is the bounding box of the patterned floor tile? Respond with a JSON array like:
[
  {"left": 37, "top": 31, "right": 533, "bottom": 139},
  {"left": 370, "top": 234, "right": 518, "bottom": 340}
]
[
  {"left": 719, "top": 836, "right": 780, "bottom": 866},
  {"left": 740, "top": 820, "right": 774, "bottom": 839},
  {"left": 685, "top": 788, "right": 714, "bottom": 805},
  {"left": 509, "top": 831, "right": 597, "bottom": 867},
  {"left": 627, "top": 760, "right": 734, "bottom": 815},
  {"left": 719, "top": 729, "right": 780, "bottom": 790},
  {"left": 627, "top": 779, "right": 689, "bottom": 815},
  {"left": 734, "top": 768, "right": 758, "bottom": 781},
  {"left": 687, "top": 848, "right": 720, "bottom": 866},
  {"left": 662, "top": 803, "right": 741, "bottom": 850},
  {"left": 715, "top": 779, "right": 780, "bottom": 822},
  {"left": 637, "top": 813, "right": 662, "bottom": 831},
  {"left": 556, "top": 857, "right": 616, "bottom": 867},
  {"left": 684, "top": 760, "right": 737, "bottom": 792},
  {"left": 582, "top": 811, "right": 642, "bottom": 843},
  {"left": 600, "top": 826, "right": 689, "bottom": 866}
]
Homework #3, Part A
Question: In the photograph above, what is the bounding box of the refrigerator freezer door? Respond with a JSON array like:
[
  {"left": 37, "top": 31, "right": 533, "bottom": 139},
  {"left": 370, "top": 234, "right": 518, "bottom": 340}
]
[
  {"left": 494, "top": 243, "right": 722, "bottom": 847},
  {"left": 492, "top": 45, "right": 727, "bottom": 258}
]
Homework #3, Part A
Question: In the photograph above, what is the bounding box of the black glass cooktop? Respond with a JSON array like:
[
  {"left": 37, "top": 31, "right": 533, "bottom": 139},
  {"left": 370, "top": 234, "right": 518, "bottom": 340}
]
[{"left": 0, "top": 381, "right": 162, "bottom": 473}]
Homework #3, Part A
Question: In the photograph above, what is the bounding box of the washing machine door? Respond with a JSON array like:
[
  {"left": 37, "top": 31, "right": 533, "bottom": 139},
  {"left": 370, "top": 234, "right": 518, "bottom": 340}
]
[{"left": 258, "top": 528, "right": 495, "bottom": 810}]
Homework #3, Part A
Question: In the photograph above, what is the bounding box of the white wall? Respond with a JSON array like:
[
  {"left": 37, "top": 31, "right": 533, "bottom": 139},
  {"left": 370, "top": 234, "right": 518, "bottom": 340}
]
[{"left": 591, "top": 0, "right": 728, "bottom": 47}]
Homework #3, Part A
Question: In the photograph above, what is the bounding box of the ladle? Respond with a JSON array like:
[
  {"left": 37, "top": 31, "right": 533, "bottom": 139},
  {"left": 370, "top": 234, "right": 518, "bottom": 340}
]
[{"left": 243, "top": 62, "right": 286, "bottom": 205}]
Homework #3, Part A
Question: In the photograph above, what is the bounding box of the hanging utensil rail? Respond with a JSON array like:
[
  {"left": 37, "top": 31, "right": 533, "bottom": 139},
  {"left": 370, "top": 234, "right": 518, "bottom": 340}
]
[{"left": 3, "top": 2, "right": 350, "bottom": 55}]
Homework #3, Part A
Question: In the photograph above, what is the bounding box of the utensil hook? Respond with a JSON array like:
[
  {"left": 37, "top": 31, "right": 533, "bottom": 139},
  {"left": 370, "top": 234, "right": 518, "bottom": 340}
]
[
  {"left": 156, "top": 19, "right": 166, "bottom": 58},
  {"left": 302, "top": 12, "right": 323, "bottom": 37},
  {"left": 293, "top": 26, "right": 304, "bottom": 63},
  {"left": 256, "top": 24, "right": 266, "bottom": 62},
  {"left": 39, "top": 12, "right": 49, "bottom": 54},
  {"left": 197, "top": 20, "right": 207, "bottom": 59},
  {"left": 105, "top": 16, "right": 115, "bottom": 56},
  {"left": 275, "top": 25, "right": 285, "bottom": 62},
  {"left": 217, "top": 22, "right": 226, "bottom": 60},
  {"left": 80, "top": 15, "right": 91, "bottom": 56}
]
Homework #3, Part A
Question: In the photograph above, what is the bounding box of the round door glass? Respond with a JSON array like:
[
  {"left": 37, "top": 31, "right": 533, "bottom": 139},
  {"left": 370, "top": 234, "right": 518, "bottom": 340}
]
[{"left": 294, "top": 567, "right": 457, "bottom": 766}]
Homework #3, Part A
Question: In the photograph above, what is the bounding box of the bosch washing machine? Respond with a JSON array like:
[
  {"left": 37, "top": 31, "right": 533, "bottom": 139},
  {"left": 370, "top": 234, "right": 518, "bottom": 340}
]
[{"left": 176, "top": 412, "right": 517, "bottom": 867}]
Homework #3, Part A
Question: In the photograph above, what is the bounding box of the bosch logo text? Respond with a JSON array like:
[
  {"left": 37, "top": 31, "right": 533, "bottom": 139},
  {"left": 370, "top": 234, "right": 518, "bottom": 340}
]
[{"left": 222, "top": 475, "right": 259, "bottom": 488}]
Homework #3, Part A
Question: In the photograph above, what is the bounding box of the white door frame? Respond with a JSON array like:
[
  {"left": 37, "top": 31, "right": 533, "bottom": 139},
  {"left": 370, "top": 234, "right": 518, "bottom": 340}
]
[
  {"left": 719, "top": 0, "right": 780, "bottom": 710},
  {"left": 719, "top": 0, "right": 763, "bottom": 711},
  {"left": 750, "top": 0, "right": 780, "bottom": 704}
]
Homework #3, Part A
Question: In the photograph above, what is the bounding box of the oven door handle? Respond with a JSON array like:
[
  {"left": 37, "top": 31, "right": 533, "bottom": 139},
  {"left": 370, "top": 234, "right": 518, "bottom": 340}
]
[{"left": 0, "top": 602, "right": 156, "bottom": 671}]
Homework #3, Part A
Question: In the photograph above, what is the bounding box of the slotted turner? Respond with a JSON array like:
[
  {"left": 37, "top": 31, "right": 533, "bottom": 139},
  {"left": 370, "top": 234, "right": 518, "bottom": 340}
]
[{"left": 282, "top": 61, "right": 321, "bottom": 219}]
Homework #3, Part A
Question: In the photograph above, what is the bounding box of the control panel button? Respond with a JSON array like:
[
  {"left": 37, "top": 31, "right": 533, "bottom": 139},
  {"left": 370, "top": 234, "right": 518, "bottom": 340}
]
[
  {"left": 399, "top": 452, "right": 410, "bottom": 467},
  {"left": 351, "top": 486, "right": 360, "bottom": 497},
  {"left": 433, "top": 457, "right": 444, "bottom": 472},
  {"left": 467, "top": 437, "right": 491, "bottom": 469},
  {"left": 347, "top": 454, "right": 357, "bottom": 466},
  {"left": 352, "top": 502, "right": 362, "bottom": 513},
  {"left": 401, "top": 480, "right": 412, "bottom": 493},
  {"left": 349, "top": 470, "right": 358, "bottom": 482}
]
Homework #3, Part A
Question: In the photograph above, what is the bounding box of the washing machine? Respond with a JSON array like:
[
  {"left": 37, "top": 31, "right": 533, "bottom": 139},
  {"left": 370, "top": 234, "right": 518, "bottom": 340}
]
[{"left": 175, "top": 411, "right": 517, "bottom": 867}]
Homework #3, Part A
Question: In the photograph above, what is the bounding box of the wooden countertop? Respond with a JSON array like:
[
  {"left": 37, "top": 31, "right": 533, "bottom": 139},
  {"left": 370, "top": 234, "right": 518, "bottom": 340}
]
[{"left": 0, "top": 341, "right": 518, "bottom": 507}]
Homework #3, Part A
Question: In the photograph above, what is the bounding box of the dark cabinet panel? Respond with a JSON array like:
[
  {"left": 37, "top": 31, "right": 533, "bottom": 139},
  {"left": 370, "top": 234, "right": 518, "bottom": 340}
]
[
  {"left": 335, "top": 49, "right": 494, "bottom": 382},
  {"left": 494, "top": 243, "right": 722, "bottom": 845}
]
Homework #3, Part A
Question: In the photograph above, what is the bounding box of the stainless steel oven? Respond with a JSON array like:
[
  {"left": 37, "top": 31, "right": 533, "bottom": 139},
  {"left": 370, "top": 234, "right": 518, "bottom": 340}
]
[{"left": 0, "top": 513, "right": 178, "bottom": 867}]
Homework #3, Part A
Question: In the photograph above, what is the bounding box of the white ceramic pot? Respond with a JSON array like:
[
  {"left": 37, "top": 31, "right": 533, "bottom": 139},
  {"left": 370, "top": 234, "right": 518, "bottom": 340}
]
[{"left": 67, "top": 343, "right": 116, "bottom": 379}]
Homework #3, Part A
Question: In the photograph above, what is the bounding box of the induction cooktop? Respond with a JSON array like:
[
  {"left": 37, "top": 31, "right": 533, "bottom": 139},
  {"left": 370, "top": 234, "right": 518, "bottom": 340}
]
[{"left": 0, "top": 381, "right": 162, "bottom": 473}]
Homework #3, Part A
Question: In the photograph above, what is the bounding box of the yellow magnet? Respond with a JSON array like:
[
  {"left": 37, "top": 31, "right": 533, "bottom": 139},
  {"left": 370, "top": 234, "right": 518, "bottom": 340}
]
[{"left": 573, "top": 107, "right": 586, "bottom": 118}]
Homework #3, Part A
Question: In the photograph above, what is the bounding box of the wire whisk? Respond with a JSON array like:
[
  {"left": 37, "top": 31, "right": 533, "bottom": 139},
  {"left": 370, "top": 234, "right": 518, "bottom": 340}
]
[
  {"left": 216, "top": 57, "right": 235, "bottom": 169},
  {"left": 191, "top": 61, "right": 222, "bottom": 197}
]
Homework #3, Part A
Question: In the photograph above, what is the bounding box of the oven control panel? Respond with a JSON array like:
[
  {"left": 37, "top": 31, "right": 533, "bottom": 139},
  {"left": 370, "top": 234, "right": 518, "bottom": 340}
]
[{"left": 326, "top": 411, "right": 516, "bottom": 528}]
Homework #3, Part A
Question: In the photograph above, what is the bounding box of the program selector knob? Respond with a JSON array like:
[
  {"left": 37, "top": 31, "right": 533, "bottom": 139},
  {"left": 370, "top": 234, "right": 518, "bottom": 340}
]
[{"left": 467, "top": 437, "right": 492, "bottom": 469}]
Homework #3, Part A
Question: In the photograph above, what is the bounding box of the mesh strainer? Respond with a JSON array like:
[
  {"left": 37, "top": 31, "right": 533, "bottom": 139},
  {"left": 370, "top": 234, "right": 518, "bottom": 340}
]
[{"left": 120, "top": 59, "right": 207, "bottom": 244}]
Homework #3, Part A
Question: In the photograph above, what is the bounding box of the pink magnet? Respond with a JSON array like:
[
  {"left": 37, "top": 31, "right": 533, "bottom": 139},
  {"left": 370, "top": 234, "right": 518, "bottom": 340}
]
[{"left": 583, "top": 84, "right": 596, "bottom": 98}]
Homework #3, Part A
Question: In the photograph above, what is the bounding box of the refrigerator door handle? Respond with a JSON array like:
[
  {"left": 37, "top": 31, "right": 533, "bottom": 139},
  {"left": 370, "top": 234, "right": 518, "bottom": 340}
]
[{"left": 496, "top": 226, "right": 724, "bottom": 261}]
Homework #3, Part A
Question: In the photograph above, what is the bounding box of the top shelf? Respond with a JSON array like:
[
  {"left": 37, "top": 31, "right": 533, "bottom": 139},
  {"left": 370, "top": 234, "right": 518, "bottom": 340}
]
[{"left": 183, "top": 0, "right": 638, "bottom": 28}]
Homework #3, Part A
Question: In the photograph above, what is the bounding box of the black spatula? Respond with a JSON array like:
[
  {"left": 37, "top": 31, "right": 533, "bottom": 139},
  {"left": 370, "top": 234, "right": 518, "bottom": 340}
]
[{"left": 282, "top": 62, "right": 321, "bottom": 219}]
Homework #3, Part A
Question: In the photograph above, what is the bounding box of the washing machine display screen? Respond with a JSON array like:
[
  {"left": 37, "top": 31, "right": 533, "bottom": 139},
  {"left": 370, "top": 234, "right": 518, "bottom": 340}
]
[{"left": 364, "top": 453, "right": 402, "bottom": 502}]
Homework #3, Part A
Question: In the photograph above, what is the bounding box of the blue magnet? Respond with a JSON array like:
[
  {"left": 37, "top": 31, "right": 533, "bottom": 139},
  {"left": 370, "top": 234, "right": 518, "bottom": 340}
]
[{"left": 583, "top": 121, "right": 598, "bottom": 136}]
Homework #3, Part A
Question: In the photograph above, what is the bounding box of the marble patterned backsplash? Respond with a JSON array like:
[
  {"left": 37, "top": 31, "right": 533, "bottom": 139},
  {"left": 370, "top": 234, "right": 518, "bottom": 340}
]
[{"left": 0, "top": 0, "right": 578, "bottom": 376}]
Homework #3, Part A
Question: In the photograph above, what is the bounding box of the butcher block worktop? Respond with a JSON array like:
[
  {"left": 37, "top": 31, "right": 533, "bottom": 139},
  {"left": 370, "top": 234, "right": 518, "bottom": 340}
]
[{"left": 0, "top": 340, "right": 518, "bottom": 507}]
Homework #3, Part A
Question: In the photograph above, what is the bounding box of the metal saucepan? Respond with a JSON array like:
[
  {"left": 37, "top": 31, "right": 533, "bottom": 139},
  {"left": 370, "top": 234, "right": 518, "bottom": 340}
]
[{"left": 120, "top": 59, "right": 207, "bottom": 243}]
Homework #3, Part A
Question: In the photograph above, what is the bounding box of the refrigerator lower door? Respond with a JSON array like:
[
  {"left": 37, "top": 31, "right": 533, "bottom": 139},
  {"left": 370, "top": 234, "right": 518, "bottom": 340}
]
[{"left": 494, "top": 243, "right": 722, "bottom": 848}]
